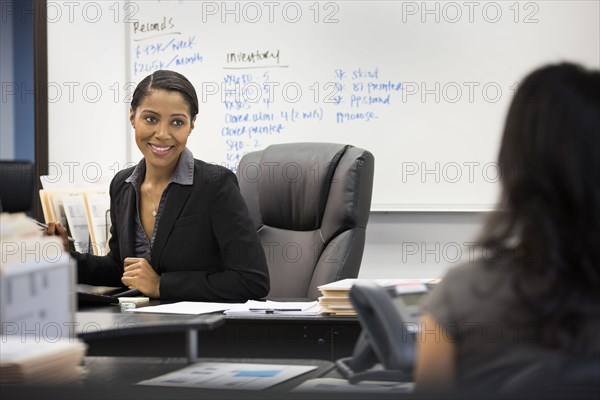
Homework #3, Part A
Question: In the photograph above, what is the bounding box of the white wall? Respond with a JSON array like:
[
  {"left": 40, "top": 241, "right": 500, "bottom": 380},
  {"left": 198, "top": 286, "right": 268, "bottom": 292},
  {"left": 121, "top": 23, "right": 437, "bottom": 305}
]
[
  {"left": 360, "top": 211, "right": 485, "bottom": 279},
  {"left": 47, "top": 1, "right": 129, "bottom": 184}
]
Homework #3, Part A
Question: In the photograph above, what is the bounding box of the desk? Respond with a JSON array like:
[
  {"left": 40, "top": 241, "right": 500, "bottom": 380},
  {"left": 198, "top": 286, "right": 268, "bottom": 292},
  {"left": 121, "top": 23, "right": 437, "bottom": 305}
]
[
  {"left": 84, "top": 356, "right": 334, "bottom": 390},
  {"left": 77, "top": 303, "right": 361, "bottom": 361},
  {"left": 4, "top": 357, "right": 592, "bottom": 400},
  {"left": 2, "top": 356, "right": 345, "bottom": 400},
  {"left": 76, "top": 311, "right": 224, "bottom": 361}
]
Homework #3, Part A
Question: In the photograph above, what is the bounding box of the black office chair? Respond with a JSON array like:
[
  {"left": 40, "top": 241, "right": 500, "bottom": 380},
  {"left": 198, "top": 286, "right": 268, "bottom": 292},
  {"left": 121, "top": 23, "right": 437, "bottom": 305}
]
[
  {"left": 236, "top": 143, "right": 375, "bottom": 299},
  {"left": 0, "top": 160, "right": 35, "bottom": 214}
]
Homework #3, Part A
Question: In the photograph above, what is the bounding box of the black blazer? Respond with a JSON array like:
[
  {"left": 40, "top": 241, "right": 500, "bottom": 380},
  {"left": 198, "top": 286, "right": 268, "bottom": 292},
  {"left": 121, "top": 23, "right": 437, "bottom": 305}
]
[{"left": 75, "top": 160, "right": 270, "bottom": 301}]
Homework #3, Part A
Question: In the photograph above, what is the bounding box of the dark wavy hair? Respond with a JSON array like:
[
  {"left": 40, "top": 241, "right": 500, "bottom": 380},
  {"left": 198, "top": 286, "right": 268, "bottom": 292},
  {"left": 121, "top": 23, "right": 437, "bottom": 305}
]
[
  {"left": 480, "top": 63, "right": 600, "bottom": 351},
  {"left": 131, "top": 70, "right": 199, "bottom": 118}
]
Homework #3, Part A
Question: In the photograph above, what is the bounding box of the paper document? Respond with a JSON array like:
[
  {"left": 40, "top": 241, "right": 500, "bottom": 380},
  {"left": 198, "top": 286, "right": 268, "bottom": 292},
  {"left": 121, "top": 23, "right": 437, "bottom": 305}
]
[
  {"left": 83, "top": 191, "right": 110, "bottom": 255},
  {"left": 39, "top": 190, "right": 55, "bottom": 222},
  {"left": 48, "top": 192, "right": 68, "bottom": 228},
  {"left": 129, "top": 300, "right": 321, "bottom": 316},
  {"left": 128, "top": 301, "right": 235, "bottom": 314},
  {"left": 138, "top": 362, "right": 317, "bottom": 390},
  {"left": 293, "top": 378, "right": 414, "bottom": 393},
  {"left": 62, "top": 193, "right": 90, "bottom": 253},
  {"left": 225, "top": 300, "right": 321, "bottom": 316}
]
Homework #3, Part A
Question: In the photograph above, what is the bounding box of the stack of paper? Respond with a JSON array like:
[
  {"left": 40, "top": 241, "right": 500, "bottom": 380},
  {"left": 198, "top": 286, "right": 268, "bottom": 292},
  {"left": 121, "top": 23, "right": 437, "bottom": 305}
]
[
  {"left": 317, "top": 279, "right": 360, "bottom": 316},
  {"left": 0, "top": 336, "right": 87, "bottom": 385},
  {"left": 1, "top": 213, "right": 76, "bottom": 341},
  {"left": 318, "top": 279, "right": 437, "bottom": 316}
]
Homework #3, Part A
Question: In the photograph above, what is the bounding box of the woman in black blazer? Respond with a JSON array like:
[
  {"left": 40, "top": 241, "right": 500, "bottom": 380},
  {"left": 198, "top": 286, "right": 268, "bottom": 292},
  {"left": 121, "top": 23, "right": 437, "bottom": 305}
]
[{"left": 51, "top": 70, "right": 269, "bottom": 301}]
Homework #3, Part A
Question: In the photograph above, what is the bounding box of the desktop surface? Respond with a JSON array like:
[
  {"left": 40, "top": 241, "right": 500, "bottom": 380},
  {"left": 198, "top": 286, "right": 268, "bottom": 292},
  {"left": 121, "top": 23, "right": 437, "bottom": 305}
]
[
  {"left": 76, "top": 311, "right": 224, "bottom": 339},
  {"left": 76, "top": 301, "right": 361, "bottom": 361},
  {"left": 1, "top": 356, "right": 343, "bottom": 400},
  {"left": 5, "top": 356, "right": 593, "bottom": 400}
]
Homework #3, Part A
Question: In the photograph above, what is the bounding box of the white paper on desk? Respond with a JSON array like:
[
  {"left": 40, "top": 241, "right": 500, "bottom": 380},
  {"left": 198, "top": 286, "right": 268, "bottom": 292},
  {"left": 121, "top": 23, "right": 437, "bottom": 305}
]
[
  {"left": 318, "top": 278, "right": 436, "bottom": 291},
  {"left": 138, "top": 362, "right": 317, "bottom": 390},
  {"left": 127, "top": 301, "right": 235, "bottom": 314},
  {"left": 292, "top": 378, "right": 414, "bottom": 393},
  {"left": 224, "top": 300, "right": 321, "bottom": 316},
  {"left": 62, "top": 193, "right": 90, "bottom": 253}
]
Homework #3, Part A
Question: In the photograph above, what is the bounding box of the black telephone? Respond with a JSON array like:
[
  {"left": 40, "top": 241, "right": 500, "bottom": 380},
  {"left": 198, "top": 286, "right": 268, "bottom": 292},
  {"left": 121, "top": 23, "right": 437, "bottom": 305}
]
[{"left": 336, "top": 281, "right": 428, "bottom": 383}]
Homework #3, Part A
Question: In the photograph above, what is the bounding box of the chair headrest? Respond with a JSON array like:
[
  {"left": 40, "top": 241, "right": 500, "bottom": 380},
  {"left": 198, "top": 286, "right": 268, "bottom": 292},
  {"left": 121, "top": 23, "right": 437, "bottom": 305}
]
[
  {"left": 255, "top": 143, "right": 350, "bottom": 231},
  {"left": 0, "top": 160, "right": 35, "bottom": 213}
]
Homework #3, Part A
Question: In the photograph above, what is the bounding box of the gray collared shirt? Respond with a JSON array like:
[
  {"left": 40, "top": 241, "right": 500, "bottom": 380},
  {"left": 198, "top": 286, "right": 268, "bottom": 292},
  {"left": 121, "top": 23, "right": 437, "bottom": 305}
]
[{"left": 125, "top": 147, "right": 195, "bottom": 263}]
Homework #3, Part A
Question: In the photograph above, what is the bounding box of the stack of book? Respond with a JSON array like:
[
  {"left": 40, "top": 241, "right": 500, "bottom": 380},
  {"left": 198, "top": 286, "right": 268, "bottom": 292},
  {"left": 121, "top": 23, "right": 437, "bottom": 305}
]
[
  {"left": 318, "top": 278, "right": 439, "bottom": 316},
  {"left": 0, "top": 336, "right": 87, "bottom": 385}
]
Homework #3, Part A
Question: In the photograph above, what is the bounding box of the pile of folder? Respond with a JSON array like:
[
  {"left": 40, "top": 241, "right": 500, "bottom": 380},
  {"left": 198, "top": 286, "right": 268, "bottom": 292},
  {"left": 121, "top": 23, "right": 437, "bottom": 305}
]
[
  {"left": 318, "top": 278, "right": 440, "bottom": 316},
  {"left": 317, "top": 279, "right": 360, "bottom": 316}
]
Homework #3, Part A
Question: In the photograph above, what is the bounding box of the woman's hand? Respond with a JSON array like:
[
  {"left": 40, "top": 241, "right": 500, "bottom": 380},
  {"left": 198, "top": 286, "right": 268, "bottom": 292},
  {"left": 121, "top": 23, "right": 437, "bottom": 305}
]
[
  {"left": 121, "top": 257, "right": 161, "bottom": 298},
  {"left": 46, "top": 221, "right": 70, "bottom": 251}
]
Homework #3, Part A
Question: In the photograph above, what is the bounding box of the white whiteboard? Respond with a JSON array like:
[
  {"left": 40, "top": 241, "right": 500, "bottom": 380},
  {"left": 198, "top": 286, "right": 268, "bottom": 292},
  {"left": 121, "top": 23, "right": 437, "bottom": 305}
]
[{"left": 125, "top": 0, "right": 600, "bottom": 211}]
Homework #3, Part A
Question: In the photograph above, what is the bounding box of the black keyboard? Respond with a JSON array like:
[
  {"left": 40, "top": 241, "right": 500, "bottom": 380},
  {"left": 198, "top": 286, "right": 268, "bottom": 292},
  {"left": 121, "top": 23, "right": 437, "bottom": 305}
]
[{"left": 77, "top": 288, "right": 142, "bottom": 305}]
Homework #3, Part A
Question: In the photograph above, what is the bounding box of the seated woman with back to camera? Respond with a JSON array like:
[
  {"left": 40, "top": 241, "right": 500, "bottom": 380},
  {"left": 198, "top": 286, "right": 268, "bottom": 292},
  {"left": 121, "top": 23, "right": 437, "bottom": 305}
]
[{"left": 415, "top": 63, "right": 600, "bottom": 391}]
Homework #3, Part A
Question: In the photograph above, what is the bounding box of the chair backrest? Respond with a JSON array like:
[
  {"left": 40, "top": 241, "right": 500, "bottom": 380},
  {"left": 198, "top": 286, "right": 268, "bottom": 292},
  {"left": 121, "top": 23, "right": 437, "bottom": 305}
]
[
  {"left": 236, "top": 143, "right": 375, "bottom": 299},
  {"left": 0, "top": 160, "right": 35, "bottom": 214}
]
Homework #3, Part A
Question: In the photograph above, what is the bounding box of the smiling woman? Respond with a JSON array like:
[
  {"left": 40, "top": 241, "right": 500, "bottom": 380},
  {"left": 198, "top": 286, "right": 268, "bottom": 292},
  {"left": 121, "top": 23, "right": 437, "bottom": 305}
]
[{"left": 49, "top": 70, "right": 270, "bottom": 302}]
